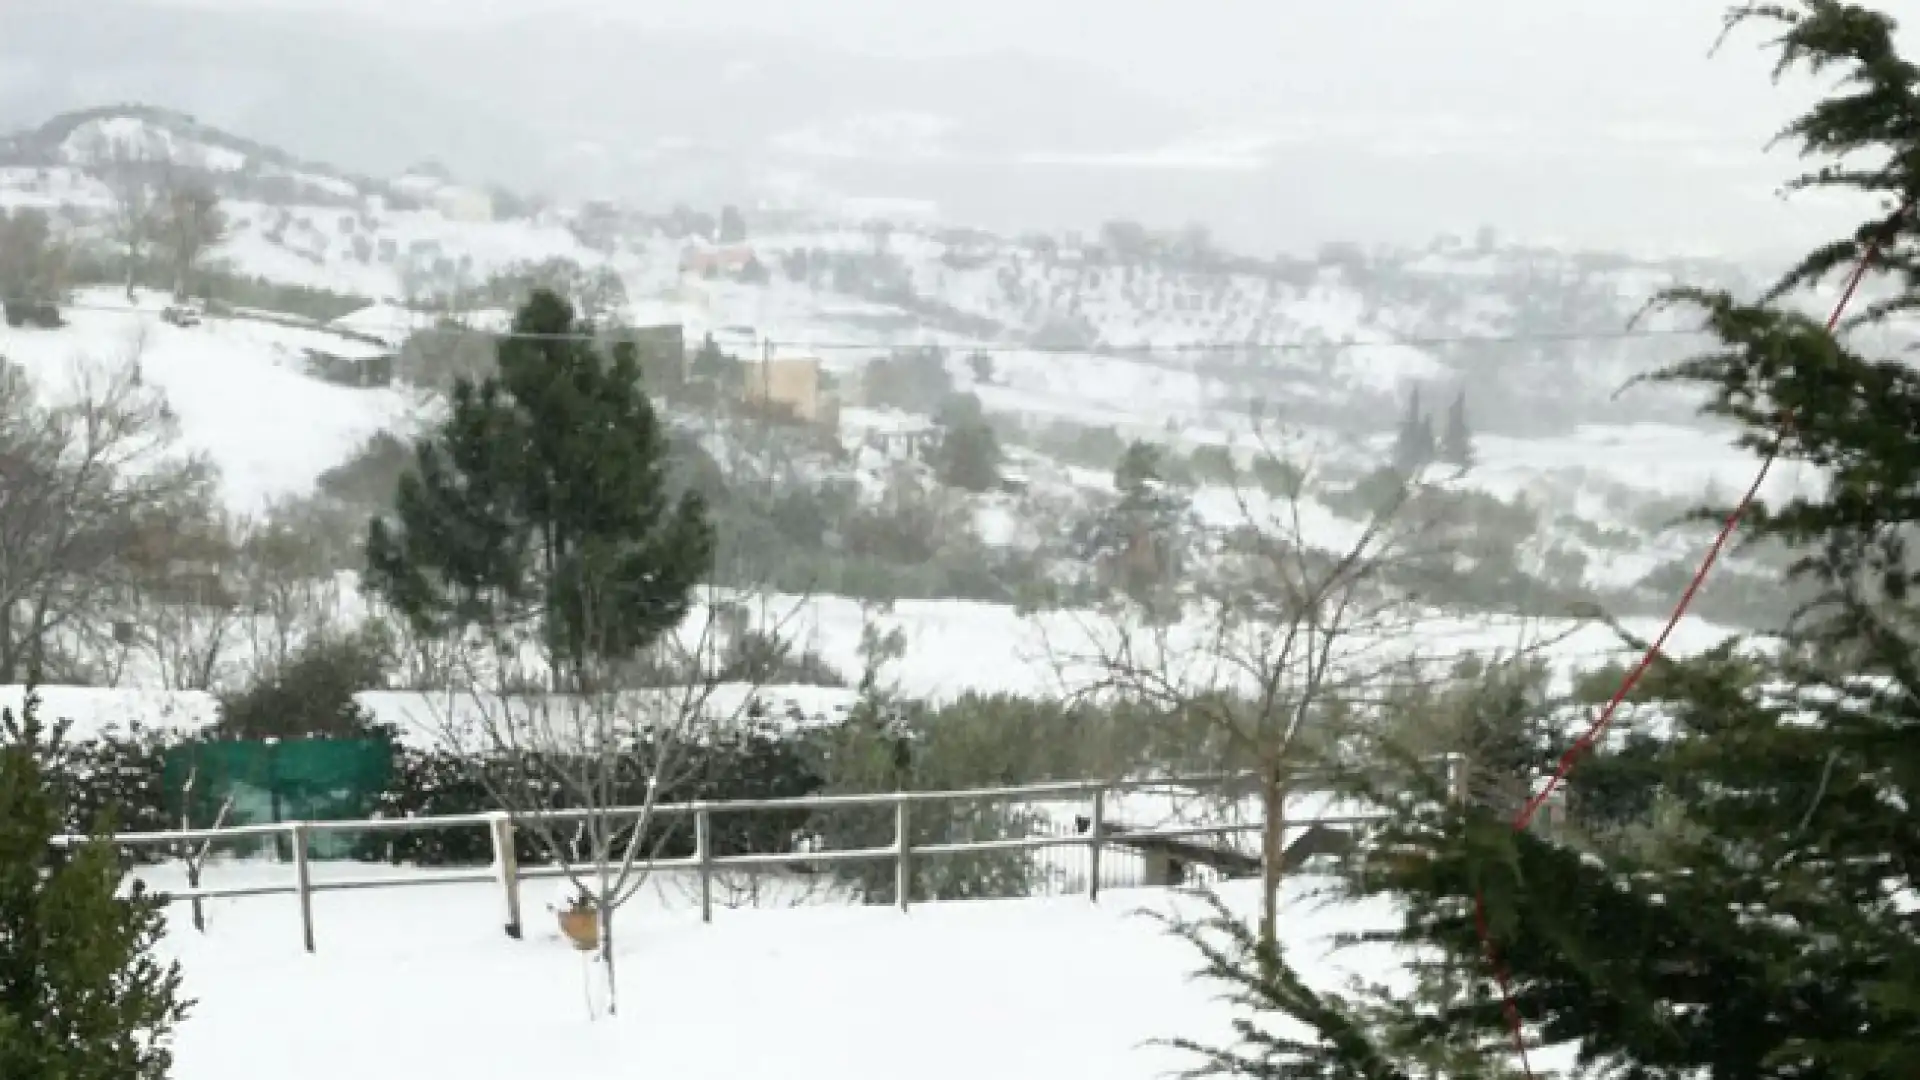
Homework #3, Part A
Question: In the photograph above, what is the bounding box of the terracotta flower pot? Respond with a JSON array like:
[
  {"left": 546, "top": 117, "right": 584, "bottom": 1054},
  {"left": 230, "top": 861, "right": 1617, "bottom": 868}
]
[{"left": 557, "top": 907, "right": 599, "bottom": 951}]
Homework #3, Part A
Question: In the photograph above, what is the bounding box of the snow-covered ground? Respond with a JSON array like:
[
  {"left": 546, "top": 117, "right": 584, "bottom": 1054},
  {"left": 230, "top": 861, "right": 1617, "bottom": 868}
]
[
  {"left": 135, "top": 862, "right": 1402, "bottom": 1080},
  {"left": 0, "top": 287, "right": 424, "bottom": 512},
  {"left": 0, "top": 284, "right": 1773, "bottom": 587},
  {"left": 1468, "top": 422, "right": 1814, "bottom": 506},
  {"left": 0, "top": 110, "right": 1799, "bottom": 1080},
  {"left": 751, "top": 593, "right": 1742, "bottom": 701},
  {"left": 29, "top": 594, "right": 1741, "bottom": 745},
  {"left": 129, "top": 856, "right": 1588, "bottom": 1080}
]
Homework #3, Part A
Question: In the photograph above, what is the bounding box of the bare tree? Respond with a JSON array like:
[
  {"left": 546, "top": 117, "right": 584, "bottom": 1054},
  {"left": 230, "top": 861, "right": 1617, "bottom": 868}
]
[
  {"left": 1050, "top": 431, "right": 1468, "bottom": 953},
  {"left": 83, "top": 130, "right": 166, "bottom": 301},
  {"left": 574, "top": 265, "right": 628, "bottom": 325},
  {"left": 156, "top": 179, "right": 227, "bottom": 303},
  {"left": 0, "top": 208, "right": 72, "bottom": 321},
  {"left": 127, "top": 508, "right": 246, "bottom": 691},
  {"left": 145, "top": 603, "right": 243, "bottom": 691},
  {"left": 174, "top": 764, "right": 235, "bottom": 933},
  {"left": 426, "top": 580, "right": 810, "bottom": 1017},
  {"left": 0, "top": 349, "right": 216, "bottom": 683},
  {"left": 376, "top": 598, "right": 458, "bottom": 691},
  {"left": 228, "top": 498, "right": 350, "bottom": 684}
]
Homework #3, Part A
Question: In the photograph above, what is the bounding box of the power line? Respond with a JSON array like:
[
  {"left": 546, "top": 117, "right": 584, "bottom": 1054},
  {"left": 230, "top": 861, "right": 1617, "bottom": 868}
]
[
  {"left": 14, "top": 295, "right": 1720, "bottom": 356},
  {"left": 757, "top": 328, "right": 1713, "bottom": 355}
]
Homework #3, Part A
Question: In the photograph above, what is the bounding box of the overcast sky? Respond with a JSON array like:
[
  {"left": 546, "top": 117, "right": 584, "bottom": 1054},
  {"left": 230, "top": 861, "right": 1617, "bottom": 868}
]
[
  {"left": 145, "top": 0, "right": 1814, "bottom": 103},
  {"left": 132, "top": 0, "right": 1914, "bottom": 254},
  {"left": 143, "top": 0, "right": 1847, "bottom": 159}
]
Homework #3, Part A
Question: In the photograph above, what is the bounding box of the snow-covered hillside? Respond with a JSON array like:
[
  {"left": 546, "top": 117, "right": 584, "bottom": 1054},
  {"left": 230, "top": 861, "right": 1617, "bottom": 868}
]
[
  {"left": 20, "top": 590, "right": 1741, "bottom": 770},
  {"left": 1, "top": 108, "right": 1767, "bottom": 417},
  {"left": 0, "top": 105, "right": 1847, "bottom": 1080},
  {"left": 0, "top": 105, "right": 1831, "bottom": 644},
  {"left": 0, "top": 286, "right": 424, "bottom": 512}
]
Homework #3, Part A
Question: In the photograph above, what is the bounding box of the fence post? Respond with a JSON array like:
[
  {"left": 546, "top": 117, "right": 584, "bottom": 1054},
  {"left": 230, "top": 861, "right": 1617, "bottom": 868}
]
[
  {"left": 1086, "top": 787, "right": 1106, "bottom": 902},
  {"left": 695, "top": 806, "right": 713, "bottom": 925},
  {"left": 290, "top": 823, "right": 314, "bottom": 954},
  {"left": 487, "top": 812, "right": 523, "bottom": 940},
  {"left": 894, "top": 799, "right": 912, "bottom": 912}
]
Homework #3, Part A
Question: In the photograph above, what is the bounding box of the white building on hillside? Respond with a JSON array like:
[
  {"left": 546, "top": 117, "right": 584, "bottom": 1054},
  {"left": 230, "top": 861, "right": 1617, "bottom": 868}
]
[{"left": 434, "top": 186, "right": 494, "bottom": 223}]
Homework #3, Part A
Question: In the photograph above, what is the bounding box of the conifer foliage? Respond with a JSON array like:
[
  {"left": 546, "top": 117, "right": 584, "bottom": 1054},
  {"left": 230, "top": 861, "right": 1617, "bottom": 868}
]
[
  {"left": 1163, "top": 4, "right": 1920, "bottom": 1077},
  {"left": 1392, "top": 389, "right": 1436, "bottom": 473},
  {"left": 0, "top": 689, "right": 189, "bottom": 1080},
  {"left": 365, "top": 289, "right": 714, "bottom": 678},
  {"left": 1438, "top": 391, "right": 1473, "bottom": 469}
]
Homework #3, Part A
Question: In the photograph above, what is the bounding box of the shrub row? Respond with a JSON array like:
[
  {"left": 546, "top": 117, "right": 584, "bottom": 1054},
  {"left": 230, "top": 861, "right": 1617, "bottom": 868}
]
[{"left": 47, "top": 716, "right": 827, "bottom": 870}]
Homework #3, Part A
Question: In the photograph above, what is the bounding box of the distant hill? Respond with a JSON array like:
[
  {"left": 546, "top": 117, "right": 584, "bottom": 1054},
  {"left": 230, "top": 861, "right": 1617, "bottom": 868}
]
[
  {"left": 0, "top": 105, "right": 1833, "bottom": 631},
  {"left": 0, "top": 0, "right": 1195, "bottom": 215},
  {"left": 0, "top": 101, "right": 1778, "bottom": 434},
  {"left": 0, "top": 104, "right": 418, "bottom": 209}
]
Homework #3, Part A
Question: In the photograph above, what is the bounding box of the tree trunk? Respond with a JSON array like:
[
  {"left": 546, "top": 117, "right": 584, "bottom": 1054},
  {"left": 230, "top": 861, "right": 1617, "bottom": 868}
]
[
  {"left": 0, "top": 601, "right": 15, "bottom": 684},
  {"left": 598, "top": 899, "right": 619, "bottom": 1017},
  {"left": 1258, "top": 764, "right": 1286, "bottom": 964},
  {"left": 188, "top": 862, "right": 206, "bottom": 932}
]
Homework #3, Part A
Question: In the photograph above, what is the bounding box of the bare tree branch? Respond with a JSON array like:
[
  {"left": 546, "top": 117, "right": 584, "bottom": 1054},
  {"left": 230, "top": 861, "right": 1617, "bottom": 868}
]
[
  {"left": 82, "top": 128, "right": 167, "bottom": 301},
  {"left": 0, "top": 347, "right": 215, "bottom": 683},
  {"left": 1042, "top": 423, "right": 1536, "bottom": 951},
  {"left": 226, "top": 499, "right": 350, "bottom": 685},
  {"left": 150, "top": 160, "right": 227, "bottom": 304},
  {"left": 419, "top": 576, "right": 813, "bottom": 1018},
  {"left": 127, "top": 507, "right": 245, "bottom": 691},
  {"left": 176, "top": 763, "right": 234, "bottom": 933}
]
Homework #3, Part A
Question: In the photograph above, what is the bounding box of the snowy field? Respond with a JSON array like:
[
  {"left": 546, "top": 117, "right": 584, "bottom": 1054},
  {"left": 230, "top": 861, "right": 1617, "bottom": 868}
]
[
  {"left": 0, "top": 287, "right": 425, "bottom": 513},
  {"left": 135, "top": 861, "right": 1402, "bottom": 1080},
  {"left": 17, "top": 597, "right": 1743, "bottom": 745},
  {"left": 129, "top": 856, "right": 1591, "bottom": 1080}
]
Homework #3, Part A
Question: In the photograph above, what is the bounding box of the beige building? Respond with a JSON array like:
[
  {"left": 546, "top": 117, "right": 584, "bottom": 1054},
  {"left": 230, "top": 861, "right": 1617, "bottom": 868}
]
[
  {"left": 680, "top": 245, "right": 758, "bottom": 277},
  {"left": 742, "top": 356, "right": 833, "bottom": 425},
  {"left": 434, "top": 186, "right": 495, "bottom": 223}
]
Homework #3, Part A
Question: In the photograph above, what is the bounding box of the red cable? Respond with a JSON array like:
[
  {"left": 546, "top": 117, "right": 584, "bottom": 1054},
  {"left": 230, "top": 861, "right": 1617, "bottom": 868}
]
[{"left": 1473, "top": 202, "right": 1909, "bottom": 1078}]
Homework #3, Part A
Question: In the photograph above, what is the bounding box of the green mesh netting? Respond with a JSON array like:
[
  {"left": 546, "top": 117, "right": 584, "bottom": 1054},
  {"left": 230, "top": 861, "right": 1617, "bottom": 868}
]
[{"left": 162, "top": 740, "right": 392, "bottom": 860}]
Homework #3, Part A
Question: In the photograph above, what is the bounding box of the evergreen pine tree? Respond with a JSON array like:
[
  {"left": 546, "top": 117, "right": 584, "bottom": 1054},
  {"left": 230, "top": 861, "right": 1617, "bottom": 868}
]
[
  {"left": 931, "top": 420, "right": 1002, "bottom": 493},
  {"left": 1114, "top": 439, "right": 1164, "bottom": 495},
  {"left": 1438, "top": 390, "right": 1473, "bottom": 468},
  {"left": 1162, "top": 3, "right": 1920, "bottom": 1076},
  {"left": 1086, "top": 440, "right": 1189, "bottom": 611},
  {"left": 1392, "top": 388, "right": 1436, "bottom": 473},
  {"left": 0, "top": 689, "right": 189, "bottom": 1079},
  {"left": 690, "top": 332, "right": 738, "bottom": 389},
  {"left": 365, "top": 289, "right": 714, "bottom": 681}
]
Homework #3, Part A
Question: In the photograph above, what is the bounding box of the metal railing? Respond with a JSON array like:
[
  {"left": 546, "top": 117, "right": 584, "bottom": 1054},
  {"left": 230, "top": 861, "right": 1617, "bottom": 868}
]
[{"left": 61, "top": 768, "right": 1440, "bottom": 954}]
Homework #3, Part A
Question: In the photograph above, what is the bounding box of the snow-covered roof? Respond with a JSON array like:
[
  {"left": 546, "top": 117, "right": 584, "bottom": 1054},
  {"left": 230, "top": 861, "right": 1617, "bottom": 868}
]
[{"left": 330, "top": 302, "right": 430, "bottom": 347}]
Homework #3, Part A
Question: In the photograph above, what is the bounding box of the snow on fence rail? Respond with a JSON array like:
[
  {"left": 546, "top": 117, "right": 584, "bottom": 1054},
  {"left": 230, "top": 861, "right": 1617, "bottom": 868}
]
[{"left": 56, "top": 766, "right": 1453, "bottom": 953}]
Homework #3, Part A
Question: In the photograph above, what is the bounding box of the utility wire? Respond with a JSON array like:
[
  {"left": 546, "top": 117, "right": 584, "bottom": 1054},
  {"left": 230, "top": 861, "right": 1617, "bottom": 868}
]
[
  {"left": 1472, "top": 197, "right": 1915, "bottom": 1080},
  {"left": 11, "top": 295, "right": 1718, "bottom": 355}
]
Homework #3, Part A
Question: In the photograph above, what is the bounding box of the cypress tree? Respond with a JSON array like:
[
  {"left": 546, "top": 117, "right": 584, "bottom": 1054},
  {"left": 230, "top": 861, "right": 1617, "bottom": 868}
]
[
  {"left": 0, "top": 689, "right": 189, "bottom": 1080},
  {"left": 1438, "top": 390, "right": 1474, "bottom": 468},
  {"left": 932, "top": 420, "right": 1002, "bottom": 493},
  {"left": 1162, "top": 3, "right": 1920, "bottom": 1076},
  {"left": 1114, "top": 439, "right": 1164, "bottom": 495},
  {"left": 1392, "top": 388, "right": 1435, "bottom": 473},
  {"left": 365, "top": 289, "right": 714, "bottom": 680}
]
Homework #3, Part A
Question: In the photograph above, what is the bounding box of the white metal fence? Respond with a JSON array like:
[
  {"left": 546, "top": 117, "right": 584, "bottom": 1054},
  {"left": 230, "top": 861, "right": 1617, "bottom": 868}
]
[{"left": 59, "top": 770, "right": 1417, "bottom": 954}]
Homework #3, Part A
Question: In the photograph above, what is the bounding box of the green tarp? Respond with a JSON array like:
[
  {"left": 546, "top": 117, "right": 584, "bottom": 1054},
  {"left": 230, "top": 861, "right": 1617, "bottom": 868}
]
[{"left": 161, "top": 740, "right": 392, "bottom": 860}]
